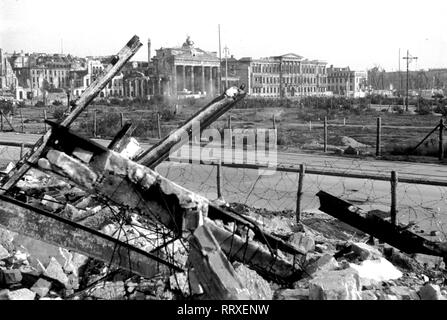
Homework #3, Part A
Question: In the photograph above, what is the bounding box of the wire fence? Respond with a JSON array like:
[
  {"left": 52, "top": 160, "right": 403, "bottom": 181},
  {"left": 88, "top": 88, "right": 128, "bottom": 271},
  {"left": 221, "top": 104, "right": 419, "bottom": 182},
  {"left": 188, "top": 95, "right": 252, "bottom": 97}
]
[{"left": 1, "top": 142, "right": 447, "bottom": 243}]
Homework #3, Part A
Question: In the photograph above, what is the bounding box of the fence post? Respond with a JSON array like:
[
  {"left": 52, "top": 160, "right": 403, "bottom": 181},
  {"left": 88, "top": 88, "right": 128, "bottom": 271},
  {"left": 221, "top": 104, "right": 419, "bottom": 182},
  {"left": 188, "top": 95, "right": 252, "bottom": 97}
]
[
  {"left": 0, "top": 110, "right": 3, "bottom": 132},
  {"left": 19, "top": 109, "right": 24, "bottom": 133},
  {"left": 227, "top": 114, "right": 232, "bottom": 147},
  {"left": 309, "top": 120, "right": 312, "bottom": 131},
  {"left": 216, "top": 161, "right": 223, "bottom": 199},
  {"left": 343, "top": 117, "right": 346, "bottom": 126},
  {"left": 390, "top": 171, "right": 398, "bottom": 226},
  {"left": 296, "top": 164, "right": 306, "bottom": 224},
  {"left": 157, "top": 112, "right": 162, "bottom": 139},
  {"left": 20, "top": 143, "right": 24, "bottom": 159},
  {"left": 439, "top": 118, "right": 444, "bottom": 160},
  {"left": 43, "top": 109, "right": 47, "bottom": 132},
  {"left": 120, "top": 112, "right": 124, "bottom": 128},
  {"left": 93, "top": 110, "right": 97, "bottom": 137},
  {"left": 376, "top": 117, "right": 381, "bottom": 157},
  {"left": 323, "top": 116, "right": 328, "bottom": 153}
]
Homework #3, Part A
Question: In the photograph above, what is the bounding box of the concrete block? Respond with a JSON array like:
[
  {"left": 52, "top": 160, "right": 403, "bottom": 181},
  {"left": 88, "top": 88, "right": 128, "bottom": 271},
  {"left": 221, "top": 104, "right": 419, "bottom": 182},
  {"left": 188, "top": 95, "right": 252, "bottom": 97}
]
[
  {"left": 275, "top": 288, "right": 309, "bottom": 300},
  {"left": 31, "top": 278, "right": 52, "bottom": 297},
  {"left": 7, "top": 288, "right": 36, "bottom": 300},
  {"left": 349, "top": 258, "right": 402, "bottom": 286},
  {"left": 233, "top": 262, "right": 273, "bottom": 300},
  {"left": 305, "top": 253, "right": 339, "bottom": 276},
  {"left": 0, "top": 244, "right": 9, "bottom": 260},
  {"left": 309, "top": 268, "right": 362, "bottom": 300},
  {"left": 419, "top": 284, "right": 444, "bottom": 300},
  {"left": 0, "top": 269, "right": 22, "bottom": 285},
  {"left": 351, "top": 242, "right": 382, "bottom": 260},
  {"left": 44, "top": 257, "right": 69, "bottom": 287},
  {"left": 288, "top": 232, "right": 315, "bottom": 253},
  {"left": 389, "top": 286, "right": 420, "bottom": 300}
]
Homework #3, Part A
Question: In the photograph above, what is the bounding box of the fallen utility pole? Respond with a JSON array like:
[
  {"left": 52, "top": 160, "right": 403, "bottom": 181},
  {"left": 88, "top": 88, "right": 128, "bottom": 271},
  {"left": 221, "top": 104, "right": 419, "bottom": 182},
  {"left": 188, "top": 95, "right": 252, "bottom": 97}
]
[
  {"left": 0, "top": 35, "right": 143, "bottom": 194},
  {"left": 0, "top": 194, "right": 181, "bottom": 278},
  {"left": 317, "top": 190, "right": 447, "bottom": 261},
  {"left": 135, "top": 85, "right": 246, "bottom": 168}
]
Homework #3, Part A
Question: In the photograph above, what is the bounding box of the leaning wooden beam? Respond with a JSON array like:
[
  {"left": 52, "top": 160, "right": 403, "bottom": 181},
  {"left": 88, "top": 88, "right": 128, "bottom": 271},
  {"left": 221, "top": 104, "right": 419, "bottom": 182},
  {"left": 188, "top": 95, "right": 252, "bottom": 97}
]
[
  {"left": 0, "top": 194, "right": 182, "bottom": 278},
  {"left": 134, "top": 85, "right": 246, "bottom": 168},
  {"left": 0, "top": 35, "right": 143, "bottom": 193},
  {"left": 317, "top": 190, "right": 447, "bottom": 260}
]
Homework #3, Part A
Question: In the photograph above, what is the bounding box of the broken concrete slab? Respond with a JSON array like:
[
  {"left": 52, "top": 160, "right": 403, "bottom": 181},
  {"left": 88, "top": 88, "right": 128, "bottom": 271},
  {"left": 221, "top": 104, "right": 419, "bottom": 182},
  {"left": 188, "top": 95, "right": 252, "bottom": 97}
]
[
  {"left": 44, "top": 257, "right": 69, "bottom": 287},
  {"left": 0, "top": 269, "right": 22, "bottom": 285},
  {"left": 30, "top": 278, "right": 52, "bottom": 297},
  {"left": 87, "top": 281, "right": 126, "bottom": 300},
  {"left": 388, "top": 286, "right": 420, "bottom": 300},
  {"left": 309, "top": 268, "right": 362, "bottom": 300},
  {"left": 288, "top": 232, "right": 315, "bottom": 254},
  {"left": 41, "top": 194, "right": 63, "bottom": 212},
  {"left": 351, "top": 242, "right": 382, "bottom": 261},
  {"left": 7, "top": 288, "right": 36, "bottom": 300},
  {"left": 305, "top": 253, "right": 339, "bottom": 276},
  {"left": 187, "top": 224, "right": 251, "bottom": 300},
  {"left": 233, "top": 262, "right": 273, "bottom": 300},
  {"left": 419, "top": 283, "right": 444, "bottom": 300},
  {"left": 274, "top": 288, "right": 309, "bottom": 300},
  {"left": 360, "top": 290, "right": 378, "bottom": 300},
  {"left": 0, "top": 244, "right": 9, "bottom": 260}
]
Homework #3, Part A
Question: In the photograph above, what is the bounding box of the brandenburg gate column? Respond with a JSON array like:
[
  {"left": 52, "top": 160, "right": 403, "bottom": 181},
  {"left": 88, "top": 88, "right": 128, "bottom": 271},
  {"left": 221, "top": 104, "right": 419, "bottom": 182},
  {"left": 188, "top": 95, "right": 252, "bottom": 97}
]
[
  {"left": 191, "top": 66, "right": 195, "bottom": 93},
  {"left": 201, "top": 66, "right": 205, "bottom": 95},
  {"left": 208, "top": 67, "right": 213, "bottom": 96},
  {"left": 182, "top": 65, "right": 186, "bottom": 91}
]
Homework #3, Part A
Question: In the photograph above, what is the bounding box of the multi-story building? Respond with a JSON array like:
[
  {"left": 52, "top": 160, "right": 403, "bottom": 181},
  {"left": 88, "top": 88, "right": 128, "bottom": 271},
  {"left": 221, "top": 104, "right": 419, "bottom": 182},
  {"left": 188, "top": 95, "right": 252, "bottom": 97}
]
[
  {"left": 150, "top": 36, "right": 221, "bottom": 97},
  {"left": 227, "top": 54, "right": 327, "bottom": 98},
  {"left": 327, "top": 66, "right": 368, "bottom": 97}
]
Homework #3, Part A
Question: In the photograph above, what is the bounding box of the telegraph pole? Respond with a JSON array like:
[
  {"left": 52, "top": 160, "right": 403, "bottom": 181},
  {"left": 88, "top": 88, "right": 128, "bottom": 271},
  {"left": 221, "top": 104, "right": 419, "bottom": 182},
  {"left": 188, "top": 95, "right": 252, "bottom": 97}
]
[
  {"left": 403, "top": 50, "right": 418, "bottom": 112},
  {"left": 218, "top": 24, "right": 222, "bottom": 94},
  {"left": 224, "top": 45, "right": 229, "bottom": 89}
]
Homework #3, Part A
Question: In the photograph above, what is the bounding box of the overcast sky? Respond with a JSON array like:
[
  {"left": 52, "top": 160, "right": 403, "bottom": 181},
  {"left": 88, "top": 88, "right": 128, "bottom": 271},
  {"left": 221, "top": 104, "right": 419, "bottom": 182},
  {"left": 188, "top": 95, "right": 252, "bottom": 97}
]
[{"left": 1, "top": 0, "right": 446, "bottom": 71}]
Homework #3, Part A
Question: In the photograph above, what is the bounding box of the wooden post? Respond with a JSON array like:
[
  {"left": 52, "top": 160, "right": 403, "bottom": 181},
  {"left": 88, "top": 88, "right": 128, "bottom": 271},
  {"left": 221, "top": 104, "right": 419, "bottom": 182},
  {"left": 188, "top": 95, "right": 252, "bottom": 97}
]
[
  {"left": 296, "top": 164, "right": 305, "bottom": 224},
  {"left": 0, "top": 110, "right": 3, "bottom": 132},
  {"left": 93, "top": 110, "right": 97, "bottom": 137},
  {"left": 43, "top": 109, "right": 48, "bottom": 132},
  {"left": 157, "top": 112, "right": 162, "bottom": 139},
  {"left": 390, "top": 171, "right": 398, "bottom": 226},
  {"left": 376, "top": 117, "right": 381, "bottom": 157},
  {"left": 20, "top": 143, "right": 24, "bottom": 159},
  {"left": 439, "top": 118, "right": 444, "bottom": 160},
  {"left": 216, "top": 161, "right": 222, "bottom": 199},
  {"left": 20, "top": 109, "right": 24, "bottom": 133},
  {"left": 120, "top": 112, "right": 124, "bottom": 128},
  {"left": 323, "top": 116, "right": 328, "bottom": 153}
]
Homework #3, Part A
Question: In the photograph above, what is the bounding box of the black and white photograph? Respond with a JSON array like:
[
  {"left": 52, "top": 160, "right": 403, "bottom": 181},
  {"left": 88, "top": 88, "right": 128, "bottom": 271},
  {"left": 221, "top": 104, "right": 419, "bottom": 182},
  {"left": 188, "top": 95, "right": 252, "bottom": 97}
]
[{"left": 1, "top": 0, "right": 447, "bottom": 309}]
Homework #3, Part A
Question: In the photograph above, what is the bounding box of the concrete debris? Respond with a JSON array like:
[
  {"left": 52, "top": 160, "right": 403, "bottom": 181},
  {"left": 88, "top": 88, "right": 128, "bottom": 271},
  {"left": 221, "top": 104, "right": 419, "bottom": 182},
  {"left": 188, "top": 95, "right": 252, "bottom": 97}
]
[
  {"left": 0, "top": 269, "right": 23, "bottom": 285},
  {"left": 169, "top": 272, "right": 190, "bottom": 296},
  {"left": 419, "top": 283, "right": 445, "bottom": 300},
  {"left": 41, "top": 194, "right": 63, "bottom": 212},
  {"left": 351, "top": 242, "right": 382, "bottom": 261},
  {"left": 305, "top": 253, "right": 340, "bottom": 277},
  {"left": 288, "top": 232, "right": 315, "bottom": 253},
  {"left": 0, "top": 244, "right": 9, "bottom": 260},
  {"left": 6, "top": 288, "right": 36, "bottom": 300},
  {"left": 44, "top": 257, "right": 69, "bottom": 287},
  {"left": 233, "top": 262, "right": 273, "bottom": 300},
  {"left": 309, "top": 268, "right": 362, "bottom": 300},
  {"left": 87, "top": 281, "right": 126, "bottom": 300},
  {"left": 388, "top": 286, "right": 420, "bottom": 300},
  {"left": 274, "top": 288, "right": 309, "bottom": 300},
  {"left": 30, "top": 278, "right": 52, "bottom": 297},
  {"left": 360, "top": 290, "right": 378, "bottom": 300}
]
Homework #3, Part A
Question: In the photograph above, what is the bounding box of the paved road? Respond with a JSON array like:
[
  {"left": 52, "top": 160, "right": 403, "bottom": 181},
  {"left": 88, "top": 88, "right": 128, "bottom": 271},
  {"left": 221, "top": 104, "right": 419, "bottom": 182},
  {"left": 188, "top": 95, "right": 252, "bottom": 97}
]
[{"left": 1, "top": 132, "right": 447, "bottom": 238}]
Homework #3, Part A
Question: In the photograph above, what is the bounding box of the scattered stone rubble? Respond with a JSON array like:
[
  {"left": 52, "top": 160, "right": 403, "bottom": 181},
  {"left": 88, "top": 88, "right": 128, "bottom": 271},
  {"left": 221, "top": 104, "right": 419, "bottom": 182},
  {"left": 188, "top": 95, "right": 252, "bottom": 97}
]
[{"left": 1, "top": 185, "right": 446, "bottom": 300}]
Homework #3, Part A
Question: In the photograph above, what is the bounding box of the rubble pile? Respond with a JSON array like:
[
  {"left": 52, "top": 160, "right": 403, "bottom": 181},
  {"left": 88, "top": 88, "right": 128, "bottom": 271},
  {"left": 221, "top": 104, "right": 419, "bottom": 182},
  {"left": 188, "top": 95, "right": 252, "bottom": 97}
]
[{"left": 1, "top": 36, "right": 446, "bottom": 301}]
